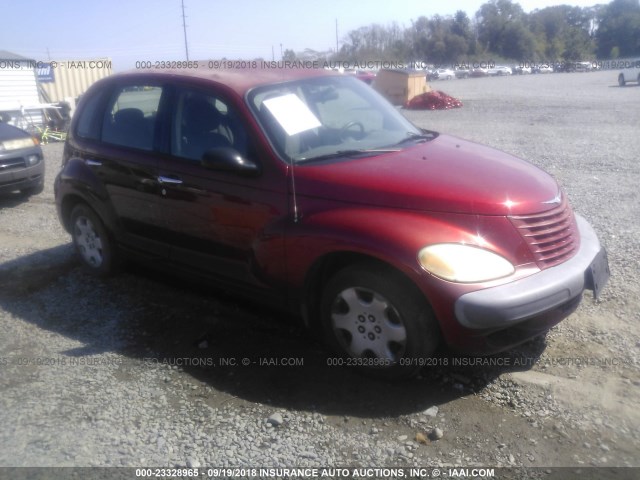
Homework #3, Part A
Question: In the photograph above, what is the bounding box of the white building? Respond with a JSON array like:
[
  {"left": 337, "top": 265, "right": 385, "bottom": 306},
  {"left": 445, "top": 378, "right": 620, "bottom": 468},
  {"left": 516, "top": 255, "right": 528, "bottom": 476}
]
[{"left": 0, "top": 50, "right": 44, "bottom": 130}]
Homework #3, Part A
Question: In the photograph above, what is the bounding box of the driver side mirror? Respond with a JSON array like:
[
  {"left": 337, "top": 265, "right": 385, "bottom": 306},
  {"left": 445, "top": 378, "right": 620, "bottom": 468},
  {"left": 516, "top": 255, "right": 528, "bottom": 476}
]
[{"left": 201, "top": 147, "right": 261, "bottom": 177}]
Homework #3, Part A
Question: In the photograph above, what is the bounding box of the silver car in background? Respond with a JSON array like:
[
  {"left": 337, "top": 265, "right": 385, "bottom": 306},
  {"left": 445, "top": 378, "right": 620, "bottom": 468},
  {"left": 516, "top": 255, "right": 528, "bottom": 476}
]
[{"left": 618, "top": 59, "right": 640, "bottom": 86}]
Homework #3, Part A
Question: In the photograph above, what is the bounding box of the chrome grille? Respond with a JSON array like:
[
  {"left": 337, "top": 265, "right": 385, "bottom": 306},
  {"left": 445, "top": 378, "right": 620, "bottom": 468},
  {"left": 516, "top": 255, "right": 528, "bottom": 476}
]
[
  {"left": 509, "top": 197, "right": 580, "bottom": 269},
  {"left": 0, "top": 158, "right": 26, "bottom": 171}
]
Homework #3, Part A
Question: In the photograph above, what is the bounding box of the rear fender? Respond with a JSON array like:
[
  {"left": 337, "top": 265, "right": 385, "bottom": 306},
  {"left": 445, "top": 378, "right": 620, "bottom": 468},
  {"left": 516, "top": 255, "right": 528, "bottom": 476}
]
[{"left": 56, "top": 157, "right": 120, "bottom": 236}]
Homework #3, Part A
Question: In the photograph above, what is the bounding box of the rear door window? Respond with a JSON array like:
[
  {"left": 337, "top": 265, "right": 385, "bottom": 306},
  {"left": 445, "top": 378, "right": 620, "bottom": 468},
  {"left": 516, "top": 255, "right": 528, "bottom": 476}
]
[{"left": 101, "top": 86, "right": 163, "bottom": 151}]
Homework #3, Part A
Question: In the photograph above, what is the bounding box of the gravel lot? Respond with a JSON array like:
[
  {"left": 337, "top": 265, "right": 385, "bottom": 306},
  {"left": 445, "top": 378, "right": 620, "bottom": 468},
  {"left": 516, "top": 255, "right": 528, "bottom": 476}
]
[{"left": 0, "top": 70, "right": 639, "bottom": 474}]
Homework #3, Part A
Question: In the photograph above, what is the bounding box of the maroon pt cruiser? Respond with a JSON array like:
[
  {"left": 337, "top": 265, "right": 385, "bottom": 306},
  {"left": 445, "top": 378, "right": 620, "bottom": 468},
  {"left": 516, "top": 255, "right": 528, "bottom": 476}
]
[{"left": 54, "top": 68, "right": 609, "bottom": 377}]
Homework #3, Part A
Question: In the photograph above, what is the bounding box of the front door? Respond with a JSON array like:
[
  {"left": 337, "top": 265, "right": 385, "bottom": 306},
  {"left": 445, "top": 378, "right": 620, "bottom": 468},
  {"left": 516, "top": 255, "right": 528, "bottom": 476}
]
[{"left": 157, "top": 86, "right": 288, "bottom": 292}]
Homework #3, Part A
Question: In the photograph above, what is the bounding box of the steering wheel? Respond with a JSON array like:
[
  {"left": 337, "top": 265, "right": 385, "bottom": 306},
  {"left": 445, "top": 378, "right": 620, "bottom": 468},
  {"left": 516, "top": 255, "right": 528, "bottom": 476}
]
[{"left": 339, "top": 121, "right": 365, "bottom": 140}]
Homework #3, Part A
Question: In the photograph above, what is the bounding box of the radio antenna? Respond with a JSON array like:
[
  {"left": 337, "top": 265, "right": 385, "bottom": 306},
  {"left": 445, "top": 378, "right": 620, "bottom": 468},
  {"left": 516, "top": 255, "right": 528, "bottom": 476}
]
[{"left": 290, "top": 158, "right": 300, "bottom": 223}]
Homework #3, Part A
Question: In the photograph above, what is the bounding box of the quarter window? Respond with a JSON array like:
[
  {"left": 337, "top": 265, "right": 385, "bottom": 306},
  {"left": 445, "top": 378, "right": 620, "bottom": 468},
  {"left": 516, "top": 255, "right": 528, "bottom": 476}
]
[
  {"left": 76, "top": 90, "right": 106, "bottom": 140},
  {"left": 101, "top": 86, "right": 162, "bottom": 150}
]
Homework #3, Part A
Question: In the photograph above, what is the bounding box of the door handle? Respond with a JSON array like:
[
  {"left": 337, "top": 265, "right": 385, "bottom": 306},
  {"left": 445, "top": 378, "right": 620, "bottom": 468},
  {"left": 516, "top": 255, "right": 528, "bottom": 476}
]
[
  {"left": 157, "top": 176, "right": 183, "bottom": 185},
  {"left": 85, "top": 159, "right": 102, "bottom": 166}
]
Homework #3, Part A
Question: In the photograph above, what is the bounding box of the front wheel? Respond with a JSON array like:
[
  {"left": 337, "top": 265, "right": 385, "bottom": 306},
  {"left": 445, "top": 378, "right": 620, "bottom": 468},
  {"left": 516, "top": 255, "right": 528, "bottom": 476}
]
[
  {"left": 70, "top": 204, "right": 118, "bottom": 277},
  {"left": 321, "top": 263, "right": 441, "bottom": 378}
]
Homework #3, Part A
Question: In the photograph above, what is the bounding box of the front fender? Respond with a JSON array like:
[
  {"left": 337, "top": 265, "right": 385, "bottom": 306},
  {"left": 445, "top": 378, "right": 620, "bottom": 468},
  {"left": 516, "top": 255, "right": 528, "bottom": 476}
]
[
  {"left": 282, "top": 203, "right": 533, "bottom": 339},
  {"left": 286, "top": 205, "right": 526, "bottom": 287}
]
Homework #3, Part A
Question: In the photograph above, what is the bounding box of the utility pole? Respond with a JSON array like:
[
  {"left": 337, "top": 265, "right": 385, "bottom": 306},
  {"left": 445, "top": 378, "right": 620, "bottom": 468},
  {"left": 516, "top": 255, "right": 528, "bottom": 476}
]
[
  {"left": 335, "top": 18, "right": 338, "bottom": 54},
  {"left": 181, "top": 0, "right": 190, "bottom": 61}
]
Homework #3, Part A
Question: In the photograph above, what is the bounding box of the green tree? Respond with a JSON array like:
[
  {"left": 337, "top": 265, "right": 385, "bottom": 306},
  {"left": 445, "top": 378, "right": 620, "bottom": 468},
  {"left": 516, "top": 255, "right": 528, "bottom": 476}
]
[
  {"left": 333, "top": 0, "right": 640, "bottom": 65},
  {"left": 529, "top": 6, "right": 594, "bottom": 61},
  {"left": 282, "top": 49, "right": 296, "bottom": 61},
  {"left": 451, "top": 11, "right": 476, "bottom": 57},
  {"left": 596, "top": 0, "right": 640, "bottom": 58},
  {"left": 407, "top": 16, "right": 432, "bottom": 60},
  {"left": 338, "top": 22, "right": 407, "bottom": 61},
  {"left": 405, "top": 14, "right": 470, "bottom": 63},
  {"left": 476, "top": 0, "right": 535, "bottom": 59}
]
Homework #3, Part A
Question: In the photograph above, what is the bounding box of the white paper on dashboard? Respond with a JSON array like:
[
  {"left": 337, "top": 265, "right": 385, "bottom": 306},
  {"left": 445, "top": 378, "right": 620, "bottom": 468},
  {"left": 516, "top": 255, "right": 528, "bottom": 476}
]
[{"left": 263, "top": 93, "right": 322, "bottom": 136}]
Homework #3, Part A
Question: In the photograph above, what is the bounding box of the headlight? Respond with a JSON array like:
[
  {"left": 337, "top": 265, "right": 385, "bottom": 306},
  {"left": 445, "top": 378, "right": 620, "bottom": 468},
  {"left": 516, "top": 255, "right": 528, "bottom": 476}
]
[
  {"left": 418, "top": 244, "right": 515, "bottom": 283},
  {"left": 0, "top": 137, "right": 37, "bottom": 152}
]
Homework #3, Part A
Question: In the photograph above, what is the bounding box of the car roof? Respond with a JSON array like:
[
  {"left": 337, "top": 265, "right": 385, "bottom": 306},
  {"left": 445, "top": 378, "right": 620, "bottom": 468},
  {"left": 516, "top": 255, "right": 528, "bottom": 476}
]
[{"left": 110, "top": 65, "right": 340, "bottom": 96}]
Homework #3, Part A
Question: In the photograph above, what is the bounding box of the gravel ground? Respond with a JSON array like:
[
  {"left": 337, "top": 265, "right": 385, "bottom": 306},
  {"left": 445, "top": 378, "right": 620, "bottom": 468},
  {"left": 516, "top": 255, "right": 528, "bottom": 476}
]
[{"left": 0, "top": 70, "right": 639, "bottom": 474}]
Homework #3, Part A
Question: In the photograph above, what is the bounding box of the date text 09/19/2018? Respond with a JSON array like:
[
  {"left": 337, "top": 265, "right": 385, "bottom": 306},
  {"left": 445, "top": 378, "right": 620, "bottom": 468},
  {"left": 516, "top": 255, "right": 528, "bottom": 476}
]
[
  {"left": 134, "top": 60, "right": 412, "bottom": 70},
  {"left": 327, "top": 356, "right": 636, "bottom": 368},
  {"left": 134, "top": 467, "right": 496, "bottom": 478}
]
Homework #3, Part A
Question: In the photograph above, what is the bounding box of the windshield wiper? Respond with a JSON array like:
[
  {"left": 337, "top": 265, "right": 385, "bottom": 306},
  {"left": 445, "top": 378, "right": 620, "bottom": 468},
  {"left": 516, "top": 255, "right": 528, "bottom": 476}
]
[
  {"left": 392, "top": 132, "right": 435, "bottom": 147},
  {"left": 296, "top": 148, "right": 401, "bottom": 163}
]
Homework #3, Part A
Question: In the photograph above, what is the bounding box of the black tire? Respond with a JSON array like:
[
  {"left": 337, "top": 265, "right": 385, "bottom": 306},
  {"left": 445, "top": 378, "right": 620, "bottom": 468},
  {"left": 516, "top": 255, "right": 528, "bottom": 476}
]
[
  {"left": 70, "top": 204, "right": 118, "bottom": 277},
  {"left": 618, "top": 74, "right": 626, "bottom": 87},
  {"left": 320, "top": 263, "right": 441, "bottom": 379}
]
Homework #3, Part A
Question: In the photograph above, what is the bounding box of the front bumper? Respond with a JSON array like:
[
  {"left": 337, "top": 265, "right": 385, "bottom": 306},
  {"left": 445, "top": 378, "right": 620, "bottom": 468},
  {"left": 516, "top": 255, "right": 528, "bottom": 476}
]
[
  {"left": 454, "top": 214, "right": 608, "bottom": 331},
  {"left": 0, "top": 147, "right": 44, "bottom": 194}
]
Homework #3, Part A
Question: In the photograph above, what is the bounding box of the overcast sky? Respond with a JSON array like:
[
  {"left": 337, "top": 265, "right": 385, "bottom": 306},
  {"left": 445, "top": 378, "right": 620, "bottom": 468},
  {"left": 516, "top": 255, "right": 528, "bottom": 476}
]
[{"left": 2, "top": 0, "right": 603, "bottom": 70}]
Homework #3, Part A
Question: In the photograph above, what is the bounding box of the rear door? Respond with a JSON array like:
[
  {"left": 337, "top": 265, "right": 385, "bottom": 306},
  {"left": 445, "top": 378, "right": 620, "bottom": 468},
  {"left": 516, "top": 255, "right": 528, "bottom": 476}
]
[{"left": 77, "top": 83, "right": 169, "bottom": 257}]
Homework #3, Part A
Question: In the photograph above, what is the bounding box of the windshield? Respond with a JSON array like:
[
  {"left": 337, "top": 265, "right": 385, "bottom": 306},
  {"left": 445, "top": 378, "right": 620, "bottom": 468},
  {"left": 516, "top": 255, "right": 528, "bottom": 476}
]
[{"left": 248, "top": 75, "right": 425, "bottom": 163}]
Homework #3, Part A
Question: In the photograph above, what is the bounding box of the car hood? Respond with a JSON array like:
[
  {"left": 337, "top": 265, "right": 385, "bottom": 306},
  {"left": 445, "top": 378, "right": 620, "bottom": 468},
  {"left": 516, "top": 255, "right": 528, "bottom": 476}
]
[
  {"left": 0, "top": 123, "right": 31, "bottom": 141},
  {"left": 295, "top": 134, "right": 560, "bottom": 216}
]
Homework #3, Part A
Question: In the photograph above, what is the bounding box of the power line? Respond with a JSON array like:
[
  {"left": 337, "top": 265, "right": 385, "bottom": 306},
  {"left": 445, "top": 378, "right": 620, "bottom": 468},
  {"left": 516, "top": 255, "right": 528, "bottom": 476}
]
[{"left": 181, "top": 0, "right": 190, "bottom": 61}]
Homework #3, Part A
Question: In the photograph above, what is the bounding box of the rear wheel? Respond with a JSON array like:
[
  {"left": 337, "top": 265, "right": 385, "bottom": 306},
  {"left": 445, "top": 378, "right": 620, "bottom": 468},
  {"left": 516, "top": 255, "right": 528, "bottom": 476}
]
[
  {"left": 70, "top": 204, "right": 118, "bottom": 277},
  {"left": 321, "top": 263, "right": 441, "bottom": 378},
  {"left": 618, "top": 74, "right": 626, "bottom": 87}
]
